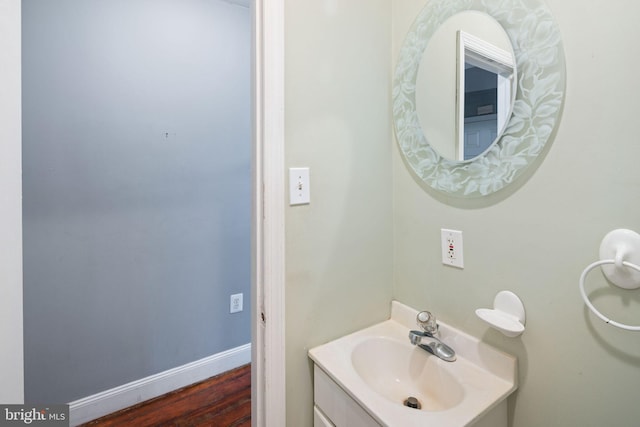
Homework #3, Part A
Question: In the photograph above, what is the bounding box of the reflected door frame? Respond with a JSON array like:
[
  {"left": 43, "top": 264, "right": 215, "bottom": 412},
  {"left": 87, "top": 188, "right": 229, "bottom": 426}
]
[{"left": 456, "top": 30, "right": 514, "bottom": 161}]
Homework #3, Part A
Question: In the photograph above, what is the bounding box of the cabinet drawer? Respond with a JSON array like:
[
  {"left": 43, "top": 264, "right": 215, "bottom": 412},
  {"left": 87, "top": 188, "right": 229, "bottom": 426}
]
[{"left": 313, "top": 365, "right": 380, "bottom": 427}]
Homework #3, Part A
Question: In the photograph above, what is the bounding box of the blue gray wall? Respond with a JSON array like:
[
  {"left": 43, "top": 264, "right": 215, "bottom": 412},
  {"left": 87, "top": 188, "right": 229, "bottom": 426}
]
[{"left": 22, "top": 0, "right": 250, "bottom": 403}]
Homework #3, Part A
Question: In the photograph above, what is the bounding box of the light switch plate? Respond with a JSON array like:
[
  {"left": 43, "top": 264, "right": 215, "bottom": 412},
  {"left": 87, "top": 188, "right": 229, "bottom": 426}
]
[{"left": 289, "top": 167, "right": 310, "bottom": 205}]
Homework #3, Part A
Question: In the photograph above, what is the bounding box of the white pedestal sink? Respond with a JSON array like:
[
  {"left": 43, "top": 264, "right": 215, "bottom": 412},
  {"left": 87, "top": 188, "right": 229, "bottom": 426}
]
[{"left": 309, "top": 301, "right": 518, "bottom": 427}]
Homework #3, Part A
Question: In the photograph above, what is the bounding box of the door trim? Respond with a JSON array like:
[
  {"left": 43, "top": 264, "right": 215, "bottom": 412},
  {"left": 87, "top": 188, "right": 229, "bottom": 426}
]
[
  {"left": 252, "top": 0, "right": 286, "bottom": 425},
  {"left": 0, "top": 0, "right": 24, "bottom": 404}
]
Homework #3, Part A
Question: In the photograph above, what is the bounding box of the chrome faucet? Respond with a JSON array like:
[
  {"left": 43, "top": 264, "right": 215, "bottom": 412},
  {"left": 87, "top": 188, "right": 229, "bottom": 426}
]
[{"left": 409, "top": 311, "right": 456, "bottom": 362}]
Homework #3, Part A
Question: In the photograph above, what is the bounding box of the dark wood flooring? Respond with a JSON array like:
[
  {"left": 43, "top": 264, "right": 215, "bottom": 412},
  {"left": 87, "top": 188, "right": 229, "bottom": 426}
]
[{"left": 80, "top": 364, "right": 251, "bottom": 427}]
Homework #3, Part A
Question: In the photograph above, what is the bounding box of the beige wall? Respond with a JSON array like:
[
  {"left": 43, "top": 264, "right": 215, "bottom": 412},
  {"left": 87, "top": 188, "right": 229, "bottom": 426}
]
[
  {"left": 393, "top": 1, "right": 640, "bottom": 426},
  {"left": 284, "top": 0, "right": 393, "bottom": 425},
  {"left": 285, "top": 0, "right": 640, "bottom": 425}
]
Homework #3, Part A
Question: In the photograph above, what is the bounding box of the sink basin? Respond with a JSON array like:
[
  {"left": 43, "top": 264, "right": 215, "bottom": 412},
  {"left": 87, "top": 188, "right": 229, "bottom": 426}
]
[
  {"left": 309, "top": 301, "right": 517, "bottom": 427},
  {"left": 351, "top": 336, "right": 464, "bottom": 411}
]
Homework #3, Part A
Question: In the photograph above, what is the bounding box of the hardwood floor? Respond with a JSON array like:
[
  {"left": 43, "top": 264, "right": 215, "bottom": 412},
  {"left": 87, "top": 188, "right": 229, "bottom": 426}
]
[{"left": 81, "top": 364, "right": 251, "bottom": 427}]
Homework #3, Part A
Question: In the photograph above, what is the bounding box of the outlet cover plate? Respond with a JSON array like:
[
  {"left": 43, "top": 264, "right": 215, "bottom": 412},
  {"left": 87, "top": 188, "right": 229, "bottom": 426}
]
[
  {"left": 230, "top": 293, "right": 243, "bottom": 313},
  {"left": 441, "top": 229, "right": 464, "bottom": 269}
]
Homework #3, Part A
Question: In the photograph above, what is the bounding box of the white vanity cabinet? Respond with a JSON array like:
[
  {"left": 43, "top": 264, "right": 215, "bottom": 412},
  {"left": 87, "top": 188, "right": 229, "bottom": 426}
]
[
  {"left": 313, "top": 365, "right": 380, "bottom": 427},
  {"left": 313, "top": 363, "right": 507, "bottom": 427}
]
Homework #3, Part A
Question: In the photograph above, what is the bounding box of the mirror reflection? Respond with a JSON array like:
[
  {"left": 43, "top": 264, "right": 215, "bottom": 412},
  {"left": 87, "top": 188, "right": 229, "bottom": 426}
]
[
  {"left": 458, "top": 30, "right": 515, "bottom": 160},
  {"left": 415, "top": 11, "right": 516, "bottom": 161}
]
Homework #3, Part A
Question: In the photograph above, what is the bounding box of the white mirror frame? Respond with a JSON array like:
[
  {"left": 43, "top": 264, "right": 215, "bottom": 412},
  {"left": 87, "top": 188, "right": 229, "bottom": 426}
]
[{"left": 393, "top": 0, "right": 565, "bottom": 197}]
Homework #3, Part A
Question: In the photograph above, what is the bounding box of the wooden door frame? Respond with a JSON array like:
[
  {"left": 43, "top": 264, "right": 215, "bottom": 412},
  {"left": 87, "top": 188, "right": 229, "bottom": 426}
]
[
  {"left": 252, "top": 0, "right": 286, "bottom": 425},
  {"left": 0, "top": 0, "right": 24, "bottom": 404}
]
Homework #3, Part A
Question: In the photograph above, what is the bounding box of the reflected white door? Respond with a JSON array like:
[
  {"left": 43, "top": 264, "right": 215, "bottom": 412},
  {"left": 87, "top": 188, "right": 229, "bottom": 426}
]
[{"left": 464, "top": 115, "right": 498, "bottom": 160}]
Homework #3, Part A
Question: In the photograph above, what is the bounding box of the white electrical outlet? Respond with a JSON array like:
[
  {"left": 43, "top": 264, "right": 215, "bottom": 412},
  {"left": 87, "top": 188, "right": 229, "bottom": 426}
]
[
  {"left": 230, "top": 293, "right": 243, "bottom": 313},
  {"left": 441, "top": 229, "right": 464, "bottom": 269}
]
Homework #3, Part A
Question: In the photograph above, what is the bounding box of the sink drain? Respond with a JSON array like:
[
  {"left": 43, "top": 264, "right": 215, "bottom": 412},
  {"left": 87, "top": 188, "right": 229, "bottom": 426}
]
[{"left": 403, "top": 396, "right": 422, "bottom": 410}]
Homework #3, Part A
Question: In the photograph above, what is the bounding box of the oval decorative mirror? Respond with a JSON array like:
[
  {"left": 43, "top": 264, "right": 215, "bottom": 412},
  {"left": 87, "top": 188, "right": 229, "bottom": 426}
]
[{"left": 393, "top": 0, "right": 565, "bottom": 197}]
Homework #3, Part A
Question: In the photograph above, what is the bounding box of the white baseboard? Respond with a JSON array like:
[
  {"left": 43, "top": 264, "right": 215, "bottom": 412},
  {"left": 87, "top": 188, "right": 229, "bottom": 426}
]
[{"left": 68, "top": 343, "right": 251, "bottom": 426}]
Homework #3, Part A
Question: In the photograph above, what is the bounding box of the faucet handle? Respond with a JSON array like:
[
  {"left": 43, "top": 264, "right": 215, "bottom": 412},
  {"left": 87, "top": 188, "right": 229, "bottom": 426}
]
[{"left": 417, "top": 311, "right": 438, "bottom": 334}]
